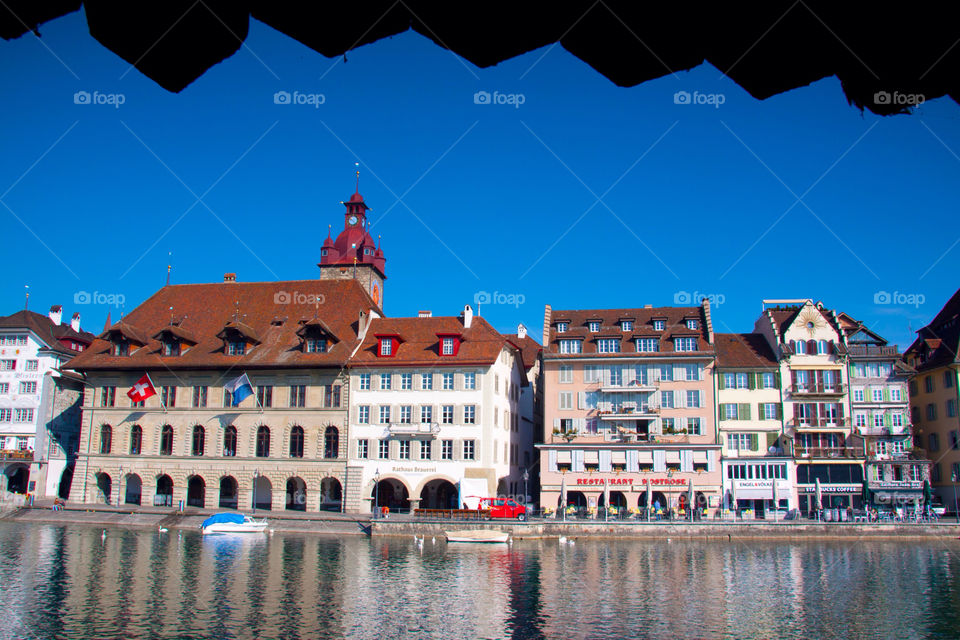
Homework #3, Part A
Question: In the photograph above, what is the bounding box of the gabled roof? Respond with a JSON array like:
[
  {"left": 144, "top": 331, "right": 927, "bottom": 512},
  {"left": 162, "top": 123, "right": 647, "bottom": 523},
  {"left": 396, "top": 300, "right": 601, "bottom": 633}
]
[
  {"left": 762, "top": 300, "right": 844, "bottom": 341},
  {"left": 0, "top": 309, "right": 96, "bottom": 356},
  {"left": 905, "top": 287, "right": 960, "bottom": 372},
  {"left": 66, "top": 278, "right": 380, "bottom": 371},
  {"left": 353, "top": 316, "right": 512, "bottom": 367},
  {"left": 503, "top": 332, "right": 542, "bottom": 373},
  {"left": 101, "top": 322, "right": 151, "bottom": 347},
  {"left": 151, "top": 324, "right": 199, "bottom": 345},
  {"left": 715, "top": 333, "right": 778, "bottom": 369}
]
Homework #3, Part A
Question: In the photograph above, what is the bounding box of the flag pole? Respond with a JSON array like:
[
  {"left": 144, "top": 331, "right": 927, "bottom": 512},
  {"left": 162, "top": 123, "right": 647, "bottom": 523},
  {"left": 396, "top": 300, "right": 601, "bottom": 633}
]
[
  {"left": 146, "top": 372, "right": 165, "bottom": 413},
  {"left": 247, "top": 373, "right": 263, "bottom": 414}
]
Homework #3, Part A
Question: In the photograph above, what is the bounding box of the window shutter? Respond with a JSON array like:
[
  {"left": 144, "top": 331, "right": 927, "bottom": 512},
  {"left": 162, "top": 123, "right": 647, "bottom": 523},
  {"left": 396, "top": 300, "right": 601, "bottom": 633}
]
[
  {"left": 718, "top": 374, "right": 726, "bottom": 390},
  {"left": 826, "top": 341, "right": 834, "bottom": 354},
  {"left": 572, "top": 450, "right": 585, "bottom": 472},
  {"left": 750, "top": 433, "right": 759, "bottom": 451},
  {"left": 884, "top": 412, "right": 891, "bottom": 427},
  {"left": 882, "top": 387, "right": 889, "bottom": 402},
  {"left": 837, "top": 403, "right": 843, "bottom": 418},
  {"left": 578, "top": 391, "right": 586, "bottom": 410},
  {"left": 791, "top": 371, "right": 797, "bottom": 387},
  {"left": 748, "top": 373, "right": 756, "bottom": 390},
  {"left": 807, "top": 339, "right": 816, "bottom": 354},
  {"left": 677, "top": 391, "right": 685, "bottom": 408},
  {"left": 775, "top": 371, "right": 781, "bottom": 387},
  {"left": 599, "top": 450, "right": 612, "bottom": 472},
  {"left": 548, "top": 449, "right": 557, "bottom": 472},
  {"left": 553, "top": 418, "right": 560, "bottom": 430},
  {"left": 740, "top": 403, "right": 751, "bottom": 420}
]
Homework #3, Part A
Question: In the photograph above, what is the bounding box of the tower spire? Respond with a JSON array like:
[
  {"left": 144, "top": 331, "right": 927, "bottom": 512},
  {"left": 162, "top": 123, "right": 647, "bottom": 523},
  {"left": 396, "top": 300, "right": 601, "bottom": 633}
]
[{"left": 354, "top": 162, "right": 360, "bottom": 194}]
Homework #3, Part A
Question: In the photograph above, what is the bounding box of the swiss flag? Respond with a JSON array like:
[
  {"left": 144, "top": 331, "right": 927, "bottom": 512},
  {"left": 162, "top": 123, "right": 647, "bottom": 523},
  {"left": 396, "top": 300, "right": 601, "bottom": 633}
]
[{"left": 127, "top": 374, "right": 157, "bottom": 403}]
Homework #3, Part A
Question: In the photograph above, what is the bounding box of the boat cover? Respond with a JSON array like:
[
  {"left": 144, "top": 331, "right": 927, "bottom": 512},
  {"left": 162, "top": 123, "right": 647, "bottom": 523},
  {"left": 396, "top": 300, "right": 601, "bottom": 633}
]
[{"left": 201, "top": 513, "right": 246, "bottom": 528}]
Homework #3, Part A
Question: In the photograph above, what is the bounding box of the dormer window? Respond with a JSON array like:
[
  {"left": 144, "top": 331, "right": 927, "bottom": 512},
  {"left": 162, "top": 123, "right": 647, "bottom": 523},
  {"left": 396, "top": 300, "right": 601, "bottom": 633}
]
[
  {"left": 653, "top": 320, "right": 665, "bottom": 331},
  {"left": 559, "top": 339, "right": 582, "bottom": 354},
  {"left": 588, "top": 321, "right": 600, "bottom": 332},
  {"left": 163, "top": 340, "right": 181, "bottom": 357},
  {"left": 227, "top": 340, "right": 246, "bottom": 356},
  {"left": 674, "top": 337, "right": 697, "bottom": 352},
  {"left": 321, "top": 249, "right": 328, "bottom": 256},
  {"left": 597, "top": 338, "right": 621, "bottom": 353},
  {"left": 380, "top": 338, "right": 393, "bottom": 356},
  {"left": 621, "top": 320, "right": 633, "bottom": 331},
  {"left": 306, "top": 338, "right": 327, "bottom": 353},
  {"left": 556, "top": 322, "right": 569, "bottom": 333},
  {"left": 686, "top": 319, "right": 699, "bottom": 330},
  {"left": 442, "top": 337, "right": 455, "bottom": 355},
  {"left": 114, "top": 341, "right": 129, "bottom": 356}
]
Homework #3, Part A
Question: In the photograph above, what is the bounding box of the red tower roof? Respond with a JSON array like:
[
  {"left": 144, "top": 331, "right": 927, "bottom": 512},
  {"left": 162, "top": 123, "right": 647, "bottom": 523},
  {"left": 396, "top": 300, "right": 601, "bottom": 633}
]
[{"left": 318, "top": 189, "right": 385, "bottom": 276}]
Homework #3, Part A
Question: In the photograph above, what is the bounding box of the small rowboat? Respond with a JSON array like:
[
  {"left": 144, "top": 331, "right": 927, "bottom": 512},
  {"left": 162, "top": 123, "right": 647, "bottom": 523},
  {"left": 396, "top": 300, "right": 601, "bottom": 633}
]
[{"left": 444, "top": 529, "right": 509, "bottom": 543}]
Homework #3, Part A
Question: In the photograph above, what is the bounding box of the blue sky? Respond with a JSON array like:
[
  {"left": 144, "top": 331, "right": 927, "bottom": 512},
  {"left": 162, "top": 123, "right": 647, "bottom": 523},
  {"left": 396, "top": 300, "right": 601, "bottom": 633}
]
[{"left": 1, "top": 9, "right": 958, "bottom": 350}]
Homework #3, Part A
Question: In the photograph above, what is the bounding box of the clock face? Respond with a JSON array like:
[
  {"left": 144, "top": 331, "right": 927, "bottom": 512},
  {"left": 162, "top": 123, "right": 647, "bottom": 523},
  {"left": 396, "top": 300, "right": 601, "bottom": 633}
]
[{"left": 348, "top": 215, "right": 358, "bottom": 226}]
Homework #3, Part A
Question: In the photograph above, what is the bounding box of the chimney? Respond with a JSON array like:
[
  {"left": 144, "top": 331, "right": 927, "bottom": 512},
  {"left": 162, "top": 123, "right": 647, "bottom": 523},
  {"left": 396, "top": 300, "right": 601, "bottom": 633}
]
[
  {"left": 462, "top": 304, "right": 474, "bottom": 329},
  {"left": 517, "top": 323, "right": 527, "bottom": 339},
  {"left": 48, "top": 305, "right": 62, "bottom": 326},
  {"left": 71, "top": 312, "right": 81, "bottom": 332},
  {"left": 643, "top": 304, "right": 652, "bottom": 309},
  {"left": 542, "top": 304, "right": 552, "bottom": 347},
  {"left": 224, "top": 273, "right": 236, "bottom": 283},
  {"left": 418, "top": 310, "right": 432, "bottom": 318}
]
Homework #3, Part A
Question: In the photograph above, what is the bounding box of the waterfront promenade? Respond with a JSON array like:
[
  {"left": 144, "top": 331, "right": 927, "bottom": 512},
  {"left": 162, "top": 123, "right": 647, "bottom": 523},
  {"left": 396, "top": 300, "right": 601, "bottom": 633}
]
[{"left": 4, "top": 501, "right": 959, "bottom": 540}]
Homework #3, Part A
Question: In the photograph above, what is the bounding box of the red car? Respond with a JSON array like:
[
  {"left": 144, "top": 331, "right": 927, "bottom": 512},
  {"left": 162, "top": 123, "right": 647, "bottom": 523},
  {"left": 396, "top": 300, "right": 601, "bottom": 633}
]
[{"left": 478, "top": 497, "right": 527, "bottom": 521}]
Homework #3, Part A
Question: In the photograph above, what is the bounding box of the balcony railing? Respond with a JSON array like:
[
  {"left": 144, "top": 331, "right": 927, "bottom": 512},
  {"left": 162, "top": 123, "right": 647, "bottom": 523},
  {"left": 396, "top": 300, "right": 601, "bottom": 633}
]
[
  {"left": 0, "top": 449, "right": 34, "bottom": 462},
  {"left": 858, "top": 425, "right": 910, "bottom": 437},
  {"left": 387, "top": 423, "right": 440, "bottom": 436},
  {"left": 790, "top": 384, "right": 845, "bottom": 395},
  {"left": 788, "top": 418, "right": 851, "bottom": 428},
  {"left": 599, "top": 379, "right": 658, "bottom": 393},
  {"left": 794, "top": 446, "right": 859, "bottom": 459},
  {"left": 597, "top": 407, "right": 659, "bottom": 420},
  {"left": 847, "top": 345, "right": 901, "bottom": 357}
]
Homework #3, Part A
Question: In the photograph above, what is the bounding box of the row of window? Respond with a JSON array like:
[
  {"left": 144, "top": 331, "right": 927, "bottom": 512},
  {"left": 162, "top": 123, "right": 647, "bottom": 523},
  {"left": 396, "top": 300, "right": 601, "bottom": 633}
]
[
  {"left": 0, "top": 334, "right": 28, "bottom": 346},
  {"left": 0, "top": 408, "right": 34, "bottom": 423},
  {"left": 0, "top": 435, "right": 30, "bottom": 450},
  {"left": 788, "top": 339, "right": 836, "bottom": 355},
  {"left": 0, "top": 381, "right": 37, "bottom": 395},
  {"left": 357, "top": 438, "right": 476, "bottom": 461},
  {"left": 853, "top": 411, "right": 906, "bottom": 428},
  {"left": 910, "top": 370, "right": 956, "bottom": 395},
  {"left": 927, "top": 431, "right": 960, "bottom": 452},
  {"left": 356, "top": 404, "right": 519, "bottom": 430},
  {"left": 568, "top": 389, "right": 705, "bottom": 411},
  {"left": 556, "top": 319, "right": 698, "bottom": 333},
  {"left": 914, "top": 399, "right": 959, "bottom": 422},
  {"left": 556, "top": 416, "right": 704, "bottom": 435},
  {"left": 726, "top": 462, "right": 788, "bottom": 479},
  {"left": 562, "top": 363, "right": 704, "bottom": 384},
  {"left": 358, "top": 371, "right": 478, "bottom": 391},
  {"left": 850, "top": 362, "right": 894, "bottom": 379},
  {"left": 720, "top": 372, "right": 778, "bottom": 390},
  {"left": 98, "top": 423, "right": 340, "bottom": 458},
  {"left": 720, "top": 403, "right": 781, "bottom": 421},
  {"left": 98, "top": 384, "right": 342, "bottom": 409},
  {"left": 548, "top": 448, "right": 711, "bottom": 473},
  {"left": 851, "top": 386, "right": 903, "bottom": 403},
  {"left": 558, "top": 337, "right": 699, "bottom": 354},
  {"left": 0, "top": 359, "right": 39, "bottom": 371}
]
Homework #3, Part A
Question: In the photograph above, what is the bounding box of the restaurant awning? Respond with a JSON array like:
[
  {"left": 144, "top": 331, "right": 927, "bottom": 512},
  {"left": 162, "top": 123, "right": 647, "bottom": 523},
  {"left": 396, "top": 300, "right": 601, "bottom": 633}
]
[
  {"left": 584, "top": 450, "right": 600, "bottom": 464},
  {"left": 692, "top": 450, "right": 709, "bottom": 463},
  {"left": 665, "top": 451, "right": 681, "bottom": 464},
  {"left": 611, "top": 450, "right": 627, "bottom": 464},
  {"left": 637, "top": 451, "right": 653, "bottom": 463},
  {"left": 557, "top": 450, "right": 572, "bottom": 464}
]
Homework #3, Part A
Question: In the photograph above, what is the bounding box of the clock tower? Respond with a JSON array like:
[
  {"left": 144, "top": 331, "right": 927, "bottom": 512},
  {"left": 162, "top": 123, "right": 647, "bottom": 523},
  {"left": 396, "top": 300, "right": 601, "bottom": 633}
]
[{"left": 318, "top": 181, "right": 386, "bottom": 309}]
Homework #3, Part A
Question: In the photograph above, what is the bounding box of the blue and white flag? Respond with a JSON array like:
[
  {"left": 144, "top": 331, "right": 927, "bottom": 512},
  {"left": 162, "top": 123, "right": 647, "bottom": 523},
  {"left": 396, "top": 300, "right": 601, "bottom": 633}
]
[{"left": 224, "top": 373, "right": 254, "bottom": 406}]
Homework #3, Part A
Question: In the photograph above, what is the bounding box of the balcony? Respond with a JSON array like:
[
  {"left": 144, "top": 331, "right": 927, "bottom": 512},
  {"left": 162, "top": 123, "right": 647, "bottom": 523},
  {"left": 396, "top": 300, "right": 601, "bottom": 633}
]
[
  {"left": 857, "top": 425, "right": 910, "bottom": 437},
  {"left": 600, "top": 379, "right": 658, "bottom": 393},
  {"left": 847, "top": 345, "right": 901, "bottom": 358},
  {"left": 0, "top": 449, "right": 33, "bottom": 462},
  {"left": 789, "top": 383, "right": 845, "bottom": 396},
  {"left": 387, "top": 423, "right": 440, "bottom": 437},
  {"left": 788, "top": 418, "right": 851, "bottom": 429},
  {"left": 794, "top": 446, "right": 859, "bottom": 459},
  {"left": 597, "top": 406, "right": 659, "bottom": 420}
]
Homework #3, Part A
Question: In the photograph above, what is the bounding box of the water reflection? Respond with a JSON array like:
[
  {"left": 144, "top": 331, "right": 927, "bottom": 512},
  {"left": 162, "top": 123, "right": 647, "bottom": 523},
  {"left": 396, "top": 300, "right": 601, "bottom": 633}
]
[{"left": 1, "top": 522, "right": 959, "bottom": 639}]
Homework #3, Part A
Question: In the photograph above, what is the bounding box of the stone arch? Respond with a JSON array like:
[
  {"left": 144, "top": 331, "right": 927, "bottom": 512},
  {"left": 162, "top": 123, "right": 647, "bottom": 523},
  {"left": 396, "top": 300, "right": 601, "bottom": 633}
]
[
  {"left": 124, "top": 473, "right": 142, "bottom": 505},
  {"left": 94, "top": 471, "right": 111, "bottom": 503},
  {"left": 4, "top": 464, "right": 30, "bottom": 494},
  {"left": 320, "top": 476, "right": 342, "bottom": 511},
  {"left": 285, "top": 476, "right": 307, "bottom": 511},
  {"left": 369, "top": 476, "right": 411, "bottom": 513},
  {"left": 412, "top": 474, "right": 461, "bottom": 502},
  {"left": 187, "top": 475, "right": 205, "bottom": 507},
  {"left": 418, "top": 477, "right": 459, "bottom": 510},
  {"left": 218, "top": 475, "right": 239, "bottom": 509},
  {"left": 252, "top": 475, "right": 272, "bottom": 510},
  {"left": 155, "top": 474, "right": 173, "bottom": 507}
]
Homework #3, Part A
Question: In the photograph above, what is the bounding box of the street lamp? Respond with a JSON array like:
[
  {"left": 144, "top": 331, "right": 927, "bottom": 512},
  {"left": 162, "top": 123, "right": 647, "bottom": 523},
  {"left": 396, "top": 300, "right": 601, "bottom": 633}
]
[
  {"left": 522, "top": 469, "right": 529, "bottom": 509},
  {"left": 253, "top": 469, "right": 259, "bottom": 515},
  {"left": 373, "top": 469, "right": 381, "bottom": 519},
  {"left": 117, "top": 466, "right": 122, "bottom": 508}
]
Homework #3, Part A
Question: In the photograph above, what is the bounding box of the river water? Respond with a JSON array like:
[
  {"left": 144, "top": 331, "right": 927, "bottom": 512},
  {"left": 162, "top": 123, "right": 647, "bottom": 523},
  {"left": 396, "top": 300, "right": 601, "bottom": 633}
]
[{"left": 2, "top": 522, "right": 959, "bottom": 639}]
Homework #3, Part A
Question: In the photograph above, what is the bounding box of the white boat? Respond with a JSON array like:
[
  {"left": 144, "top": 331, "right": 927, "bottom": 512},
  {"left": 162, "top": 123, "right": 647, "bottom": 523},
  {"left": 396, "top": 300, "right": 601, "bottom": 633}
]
[
  {"left": 201, "top": 513, "right": 268, "bottom": 534},
  {"left": 444, "top": 529, "right": 509, "bottom": 543}
]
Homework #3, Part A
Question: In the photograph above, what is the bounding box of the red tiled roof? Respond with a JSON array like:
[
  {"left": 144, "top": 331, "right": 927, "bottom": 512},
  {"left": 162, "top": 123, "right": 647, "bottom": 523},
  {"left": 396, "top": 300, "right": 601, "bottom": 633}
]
[
  {"left": 503, "top": 332, "right": 541, "bottom": 372},
  {"left": 544, "top": 306, "right": 712, "bottom": 356},
  {"left": 66, "top": 278, "right": 380, "bottom": 371},
  {"left": 0, "top": 309, "right": 96, "bottom": 356},
  {"left": 714, "top": 333, "right": 778, "bottom": 368},
  {"left": 352, "top": 316, "right": 511, "bottom": 367}
]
